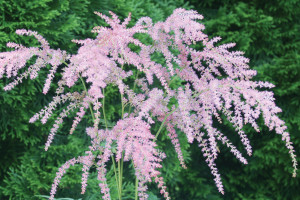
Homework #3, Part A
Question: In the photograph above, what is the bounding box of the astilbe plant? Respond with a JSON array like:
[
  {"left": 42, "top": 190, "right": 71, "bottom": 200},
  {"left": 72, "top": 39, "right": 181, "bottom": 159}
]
[{"left": 0, "top": 8, "right": 297, "bottom": 199}]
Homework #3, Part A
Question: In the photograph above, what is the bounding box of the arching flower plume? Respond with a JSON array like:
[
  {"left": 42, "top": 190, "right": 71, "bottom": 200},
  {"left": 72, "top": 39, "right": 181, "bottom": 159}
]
[{"left": 0, "top": 8, "right": 297, "bottom": 199}]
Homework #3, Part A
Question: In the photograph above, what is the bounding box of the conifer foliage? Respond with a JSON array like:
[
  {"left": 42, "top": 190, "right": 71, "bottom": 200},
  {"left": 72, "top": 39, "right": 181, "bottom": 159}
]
[{"left": 0, "top": 8, "right": 297, "bottom": 199}]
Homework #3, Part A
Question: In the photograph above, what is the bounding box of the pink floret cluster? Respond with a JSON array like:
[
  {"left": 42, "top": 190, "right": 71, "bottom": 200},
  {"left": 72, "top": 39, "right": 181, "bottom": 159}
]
[{"left": 0, "top": 8, "right": 297, "bottom": 199}]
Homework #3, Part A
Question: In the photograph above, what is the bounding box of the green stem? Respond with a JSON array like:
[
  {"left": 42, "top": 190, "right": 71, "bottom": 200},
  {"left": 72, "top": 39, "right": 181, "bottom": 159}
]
[
  {"left": 118, "top": 160, "right": 122, "bottom": 200},
  {"left": 128, "top": 70, "right": 139, "bottom": 114},
  {"left": 155, "top": 107, "right": 178, "bottom": 140},
  {"left": 168, "top": 74, "right": 178, "bottom": 86},
  {"left": 118, "top": 61, "right": 125, "bottom": 199},
  {"left": 79, "top": 72, "right": 112, "bottom": 198},
  {"left": 121, "top": 93, "right": 124, "bottom": 119},
  {"left": 120, "top": 153, "right": 124, "bottom": 197},
  {"left": 79, "top": 76, "right": 95, "bottom": 122},
  {"left": 112, "top": 155, "right": 121, "bottom": 200},
  {"left": 102, "top": 88, "right": 108, "bottom": 130},
  {"left": 120, "top": 67, "right": 125, "bottom": 119}
]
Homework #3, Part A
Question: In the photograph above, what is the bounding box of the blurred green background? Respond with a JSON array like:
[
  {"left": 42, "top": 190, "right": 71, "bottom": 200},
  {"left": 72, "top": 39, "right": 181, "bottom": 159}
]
[{"left": 0, "top": 0, "right": 299, "bottom": 199}]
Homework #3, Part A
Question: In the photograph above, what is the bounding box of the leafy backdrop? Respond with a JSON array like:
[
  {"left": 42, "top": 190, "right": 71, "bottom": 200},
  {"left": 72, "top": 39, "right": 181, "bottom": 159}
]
[{"left": 0, "top": 0, "right": 299, "bottom": 199}]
